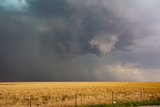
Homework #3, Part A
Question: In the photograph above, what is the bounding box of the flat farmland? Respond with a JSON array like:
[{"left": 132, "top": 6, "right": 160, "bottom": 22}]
[{"left": 0, "top": 82, "right": 160, "bottom": 107}]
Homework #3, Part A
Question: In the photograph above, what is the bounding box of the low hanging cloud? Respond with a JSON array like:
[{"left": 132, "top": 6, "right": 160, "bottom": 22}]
[
  {"left": 94, "top": 63, "right": 148, "bottom": 81},
  {"left": 89, "top": 34, "right": 118, "bottom": 55}
]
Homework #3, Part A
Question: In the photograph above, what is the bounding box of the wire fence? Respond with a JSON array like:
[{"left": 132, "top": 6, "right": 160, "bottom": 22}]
[{"left": 23, "top": 90, "right": 160, "bottom": 107}]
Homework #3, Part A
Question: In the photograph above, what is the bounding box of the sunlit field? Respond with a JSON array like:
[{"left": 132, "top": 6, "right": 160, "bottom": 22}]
[{"left": 0, "top": 82, "right": 160, "bottom": 107}]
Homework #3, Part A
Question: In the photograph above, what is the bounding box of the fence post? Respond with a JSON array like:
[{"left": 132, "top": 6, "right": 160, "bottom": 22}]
[
  {"left": 29, "top": 95, "right": 32, "bottom": 107},
  {"left": 112, "top": 91, "right": 115, "bottom": 104},
  {"left": 75, "top": 92, "right": 77, "bottom": 107},
  {"left": 140, "top": 91, "right": 143, "bottom": 101},
  {"left": 29, "top": 99, "right": 31, "bottom": 107}
]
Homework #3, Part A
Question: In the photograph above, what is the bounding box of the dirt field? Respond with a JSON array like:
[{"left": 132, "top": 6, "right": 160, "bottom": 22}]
[{"left": 0, "top": 82, "right": 160, "bottom": 107}]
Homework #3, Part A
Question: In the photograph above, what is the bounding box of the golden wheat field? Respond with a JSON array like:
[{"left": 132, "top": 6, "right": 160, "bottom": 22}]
[{"left": 0, "top": 82, "right": 160, "bottom": 107}]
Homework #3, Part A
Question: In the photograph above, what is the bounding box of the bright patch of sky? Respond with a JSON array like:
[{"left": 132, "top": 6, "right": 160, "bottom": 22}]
[{"left": 0, "top": 0, "right": 28, "bottom": 12}]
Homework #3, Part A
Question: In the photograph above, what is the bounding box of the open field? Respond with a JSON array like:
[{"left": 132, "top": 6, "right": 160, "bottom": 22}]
[{"left": 0, "top": 82, "right": 160, "bottom": 107}]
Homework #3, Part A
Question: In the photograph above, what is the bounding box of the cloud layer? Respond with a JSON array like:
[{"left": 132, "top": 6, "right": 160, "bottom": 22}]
[{"left": 0, "top": 0, "right": 160, "bottom": 81}]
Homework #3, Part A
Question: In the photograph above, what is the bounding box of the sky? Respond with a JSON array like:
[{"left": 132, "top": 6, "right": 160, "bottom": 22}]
[{"left": 0, "top": 0, "right": 160, "bottom": 81}]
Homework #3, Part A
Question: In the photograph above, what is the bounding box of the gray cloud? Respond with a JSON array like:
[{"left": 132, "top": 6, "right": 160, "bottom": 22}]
[{"left": 0, "top": 0, "right": 160, "bottom": 81}]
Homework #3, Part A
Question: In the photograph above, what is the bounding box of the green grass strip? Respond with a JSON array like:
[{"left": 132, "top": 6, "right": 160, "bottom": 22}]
[{"left": 81, "top": 100, "right": 160, "bottom": 107}]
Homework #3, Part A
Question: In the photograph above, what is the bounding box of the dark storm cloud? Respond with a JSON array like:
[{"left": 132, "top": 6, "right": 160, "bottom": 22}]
[
  {"left": 26, "top": 0, "right": 134, "bottom": 56},
  {"left": 24, "top": 0, "right": 128, "bottom": 58},
  {"left": 27, "top": 0, "right": 71, "bottom": 17},
  {"left": 0, "top": 0, "right": 160, "bottom": 81}
]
